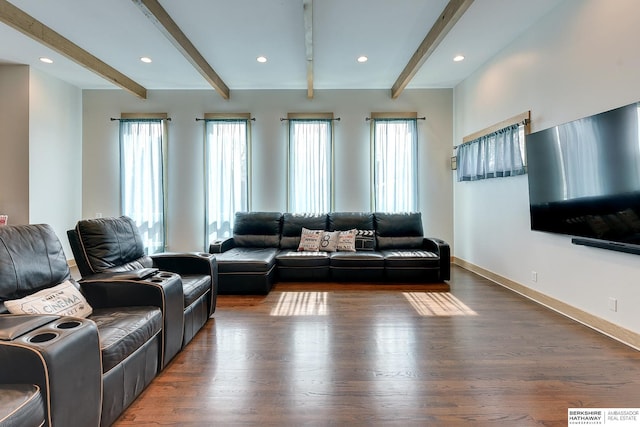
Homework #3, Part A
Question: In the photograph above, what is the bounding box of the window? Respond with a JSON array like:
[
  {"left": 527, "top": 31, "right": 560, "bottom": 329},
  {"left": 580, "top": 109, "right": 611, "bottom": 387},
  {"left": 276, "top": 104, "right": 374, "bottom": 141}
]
[
  {"left": 456, "top": 122, "right": 526, "bottom": 182},
  {"left": 371, "top": 113, "right": 418, "bottom": 212},
  {"left": 287, "top": 113, "right": 334, "bottom": 213},
  {"left": 119, "top": 114, "right": 167, "bottom": 254},
  {"left": 204, "top": 114, "right": 251, "bottom": 244}
]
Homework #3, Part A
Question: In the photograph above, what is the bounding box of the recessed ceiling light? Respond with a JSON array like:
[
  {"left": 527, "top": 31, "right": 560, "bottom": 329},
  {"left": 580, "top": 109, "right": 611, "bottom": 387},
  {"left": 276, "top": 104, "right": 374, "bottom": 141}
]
[
  {"left": 453, "top": 55, "right": 465, "bottom": 62},
  {"left": 140, "top": 57, "right": 152, "bottom": 63},
  {"left": 39, "top": 57, "right": 53, "bottom": 64},
  {"left": 357, "top": 56, "right": 368, "bottom": 63},
  {"left": 257, "top": 56, "right": 267, "bottom": 63}
]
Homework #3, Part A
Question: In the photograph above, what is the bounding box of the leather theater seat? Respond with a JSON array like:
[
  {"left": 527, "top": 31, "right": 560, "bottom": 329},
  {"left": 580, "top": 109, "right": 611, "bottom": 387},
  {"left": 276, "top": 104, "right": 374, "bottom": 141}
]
[
  {"left": 68, "top": 215, "right": 218, "bottom": 347},
  {"left": 0, "top": 384, "right": 45, "bottom": 427},
  {"left": 0, "top": 224, "right": 188, "bottom": 426}
]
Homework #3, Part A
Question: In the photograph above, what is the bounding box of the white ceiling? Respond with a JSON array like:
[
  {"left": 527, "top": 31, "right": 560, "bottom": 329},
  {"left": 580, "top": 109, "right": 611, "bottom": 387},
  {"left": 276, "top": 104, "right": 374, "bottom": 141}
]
[{"left": 0, "top": 0, "right": 563, "bottom": 95}]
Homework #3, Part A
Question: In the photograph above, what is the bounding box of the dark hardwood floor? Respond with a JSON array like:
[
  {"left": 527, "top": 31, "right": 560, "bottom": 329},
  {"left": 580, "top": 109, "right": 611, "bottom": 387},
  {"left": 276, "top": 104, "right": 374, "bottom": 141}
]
[{"left": 114, "top": 266, "right": 640, "bottom": 426}]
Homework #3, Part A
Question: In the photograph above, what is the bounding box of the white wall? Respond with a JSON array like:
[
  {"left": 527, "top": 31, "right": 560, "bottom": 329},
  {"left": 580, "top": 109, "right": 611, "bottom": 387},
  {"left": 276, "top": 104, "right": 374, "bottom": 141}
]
[
  {"left": 0, "top": 65, "right": 29, "bottom": 225},
  {"left": 453, "top": 0, "right": 640, "bottom": 333},
  {"left": 29, "top": 68, "right": 83, "bottom": 257},
  {"left": 82, "top": 88, "right": 453, "bottom": 252}
]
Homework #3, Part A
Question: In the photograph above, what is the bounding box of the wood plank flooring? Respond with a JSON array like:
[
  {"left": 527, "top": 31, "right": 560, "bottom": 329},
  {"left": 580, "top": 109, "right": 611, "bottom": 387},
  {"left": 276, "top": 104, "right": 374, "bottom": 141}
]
[{"left": 114, "top": 266, "right": 640, "bottom": 426}]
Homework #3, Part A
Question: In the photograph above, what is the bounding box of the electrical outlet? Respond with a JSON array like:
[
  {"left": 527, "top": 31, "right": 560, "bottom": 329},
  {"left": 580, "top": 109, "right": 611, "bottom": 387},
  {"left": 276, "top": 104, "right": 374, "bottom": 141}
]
[
  {"left": 531, "top": 271, "right": 538, "bottom": 282},
  {"left": 608, "top": 297, "right": 618, "bottom": 312},
  {"left": 96, "top": 212, "right": 103, "bottom": 218}
]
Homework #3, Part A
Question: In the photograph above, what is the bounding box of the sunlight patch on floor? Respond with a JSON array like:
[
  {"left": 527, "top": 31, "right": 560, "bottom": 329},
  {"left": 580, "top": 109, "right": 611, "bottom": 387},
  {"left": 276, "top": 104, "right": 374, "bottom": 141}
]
[
  {"left": 271, "top": 292, "right": 328, "bottom": 316},
  {"left": 403, "top": 292, "right": 477, "bottom": 316}
]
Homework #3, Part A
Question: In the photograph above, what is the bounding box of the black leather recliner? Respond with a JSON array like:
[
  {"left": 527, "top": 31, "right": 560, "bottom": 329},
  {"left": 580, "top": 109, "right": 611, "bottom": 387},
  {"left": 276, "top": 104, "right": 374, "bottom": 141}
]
[
  {"left": 0, "top": 223, "right": 184, "bottom": 426},
  {"left": 0, "top": 381, "right": 46, "bottom": 427},
  {"left": 67, "top": 216, "right": 218, "bottom": 347},
  {"left": 0, "top": 384, "right": 45, "bottom": 427}
]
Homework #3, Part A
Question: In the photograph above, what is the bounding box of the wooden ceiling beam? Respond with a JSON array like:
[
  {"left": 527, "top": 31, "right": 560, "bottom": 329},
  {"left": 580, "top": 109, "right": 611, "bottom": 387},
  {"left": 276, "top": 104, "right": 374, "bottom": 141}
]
[
  {"left": 303, "top": 0, "right": 314, "bottom": 99},
  {"left": 0, "top": 0, "right": 147, "bottom": 99},
  {"left": 391, "top": 0, "right": 474, "bottom": 99},
  {"left": 133, "top": 0, "right": 230, "bottom": 100}
]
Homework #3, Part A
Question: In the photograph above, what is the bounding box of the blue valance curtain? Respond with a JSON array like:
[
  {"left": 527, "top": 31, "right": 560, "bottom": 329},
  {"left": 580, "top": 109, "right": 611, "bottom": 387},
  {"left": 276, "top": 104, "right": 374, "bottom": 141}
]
[{"left": 456, "top": 123, "right": 526, "bottom": 182}]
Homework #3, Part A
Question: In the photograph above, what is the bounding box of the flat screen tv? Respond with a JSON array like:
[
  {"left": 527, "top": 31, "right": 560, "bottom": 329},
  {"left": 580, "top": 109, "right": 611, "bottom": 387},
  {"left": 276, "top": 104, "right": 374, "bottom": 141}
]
[{"left": 526, "top": 101, "right": 640, "bottom": 254}]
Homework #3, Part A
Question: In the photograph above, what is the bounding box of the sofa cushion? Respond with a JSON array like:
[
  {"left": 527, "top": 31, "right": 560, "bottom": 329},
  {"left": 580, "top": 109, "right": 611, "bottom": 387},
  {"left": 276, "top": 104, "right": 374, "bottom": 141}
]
[
  {"left": 90, "top": 306, "right": 162, "bottom": 373},
  {"left": 0, "top": 384, "right": 45, "bottom": 427},
  {"left": 276, "top": 251, "right": 330, "bottom": 268},
  {"left": 0, "top": 224, "right": 71, "bottom": 302},
  {"left": 233, "top": 212, "right": 282, "bottom": 248},
  {"left": 74, "top": 216, "right": 153, "bottom": 274},
  {"left": 381, "top": 250, "right": 440, "bottom": 268},
  {"left": 328, "top": 212, "right": 374, "bottom": 231},
  {"left": 374, "top": 212, "right": 424, "bottom": 250},
  {"left": 330, "top": 251, "right": 384, "bottom": 268},
  {"left": 336, "top": 229, "right": 357, "bottom": 251},
  {"left": 180, "top": 274, "right": 212, "bottom": 308},
  {"left": 280, "top": 213, "right": 328, "bottom": 249},
  {"left": 355, "top": 230, "right": 376, "bottom": 251},
  {"left": 319, "top": 231, "right": 339, "bottom": 252},
  {"left": 4, "top": 280, "right": 93, "bottom": 318},
  {"left": 214, "top": 247, "right": 278, "bottom": 273},
  {"left": 297, "top": 228, "right": 323, "bottom": 251}
]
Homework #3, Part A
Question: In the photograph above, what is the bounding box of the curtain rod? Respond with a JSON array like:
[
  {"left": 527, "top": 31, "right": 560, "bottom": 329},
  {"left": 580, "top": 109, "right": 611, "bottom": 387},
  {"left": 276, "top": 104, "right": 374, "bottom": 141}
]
[
  {"left": 454, "top": 117, "right": 530, "bottom": 149},
  {"left": 110, "top": 117, "right": 171, "bottom": 121},
  {"left": 195, "top": 117, "right": 255, "bottom": 122},
  {"left": 280, "top": 117, "right": 341, "bottom": 121},
  {"left": 365, "top": 116, "right": 425, "bottom": 121}
]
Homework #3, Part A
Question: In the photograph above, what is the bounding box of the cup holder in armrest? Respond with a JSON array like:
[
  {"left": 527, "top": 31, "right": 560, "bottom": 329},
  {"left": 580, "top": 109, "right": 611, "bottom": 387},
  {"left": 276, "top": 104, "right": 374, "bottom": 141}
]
[
  {"left": 56, "top": 320, "right": 82, "bottom": 330},
  {"left": 158, "top": 273, "right": 174, "bottom": 279},
  {"left": 150, "top": 278, "right": 164, "bottom": 283},
  {"left": 29, "top": 332, "right": 58, "bottom": 343}
]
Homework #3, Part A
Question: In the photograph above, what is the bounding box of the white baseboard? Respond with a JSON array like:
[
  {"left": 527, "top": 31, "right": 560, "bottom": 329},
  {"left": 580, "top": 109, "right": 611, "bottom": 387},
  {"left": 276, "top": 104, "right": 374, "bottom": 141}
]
[{"left": 453, "top": 257, "right": 640, "bottom": 351}]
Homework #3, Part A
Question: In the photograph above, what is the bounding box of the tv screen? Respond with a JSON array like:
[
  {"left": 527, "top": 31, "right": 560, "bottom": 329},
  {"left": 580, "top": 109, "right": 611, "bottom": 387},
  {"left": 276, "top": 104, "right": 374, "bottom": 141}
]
[{"left": 526, "top": 102, "right": 640, "bottom": 249}]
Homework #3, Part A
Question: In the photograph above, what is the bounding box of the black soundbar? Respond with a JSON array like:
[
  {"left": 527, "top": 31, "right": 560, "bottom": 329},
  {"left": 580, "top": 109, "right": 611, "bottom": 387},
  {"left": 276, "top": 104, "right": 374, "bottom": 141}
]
[{"left": 571, "top": 237, "right": 640, "bottom": 255}]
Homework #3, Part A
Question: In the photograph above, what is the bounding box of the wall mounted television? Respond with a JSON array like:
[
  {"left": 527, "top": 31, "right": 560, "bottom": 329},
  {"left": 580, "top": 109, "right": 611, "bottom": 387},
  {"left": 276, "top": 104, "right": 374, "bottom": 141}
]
[{"left": 525, "top": 101, "right": 640, "bottom": 255}]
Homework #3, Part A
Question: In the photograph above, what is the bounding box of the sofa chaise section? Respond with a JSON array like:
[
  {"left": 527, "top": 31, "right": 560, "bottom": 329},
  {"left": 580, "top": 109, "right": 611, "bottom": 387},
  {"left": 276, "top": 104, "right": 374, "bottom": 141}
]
[{"left": 210, "top": 211, "right": 282, "bottom": 294}]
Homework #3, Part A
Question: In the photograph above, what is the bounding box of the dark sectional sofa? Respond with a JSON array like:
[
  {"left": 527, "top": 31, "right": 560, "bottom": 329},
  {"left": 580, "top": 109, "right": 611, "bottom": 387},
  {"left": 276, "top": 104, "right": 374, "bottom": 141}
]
[{"left": 209, "top": 211, "right": 450, "bottom": 294}]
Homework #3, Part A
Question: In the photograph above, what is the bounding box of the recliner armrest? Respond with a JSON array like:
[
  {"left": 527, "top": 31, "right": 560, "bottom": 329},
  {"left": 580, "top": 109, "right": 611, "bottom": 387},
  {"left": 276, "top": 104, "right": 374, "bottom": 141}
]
[
  {"left": 0, "top": 316, "right": 102, "bottom": 427},
  {"left": 209, "top": 237, "right": 236, "bottom": 253},
  {"left": 79, "top": 274, "right": 184, "bottom": 368},
  {"left": 423, "top": 237, "right": 451, "bottom": 281},
  {"left": 151, "top": 252, "right": 216, "bottom": 276},
  {"left": 151, "top": 252, "right": 219, "bottom": 316}
]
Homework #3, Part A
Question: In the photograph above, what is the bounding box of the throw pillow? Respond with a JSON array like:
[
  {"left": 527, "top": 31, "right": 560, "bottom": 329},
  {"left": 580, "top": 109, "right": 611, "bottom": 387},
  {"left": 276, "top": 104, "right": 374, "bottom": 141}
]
[
  {"left": 355, "top": 229, "right": 376, "bottom": 251},
  {"left": 297, "top": 228, "right": 324, "bottom": 251},
  {"left": 4, "top": 281, "right": 93, "bottom": 318},
  {"left": 319, "top": 231, "right": 339, "bottom": 252},
  {"left": 336, "top": 229, "right": 357, "bottom": 252}
]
